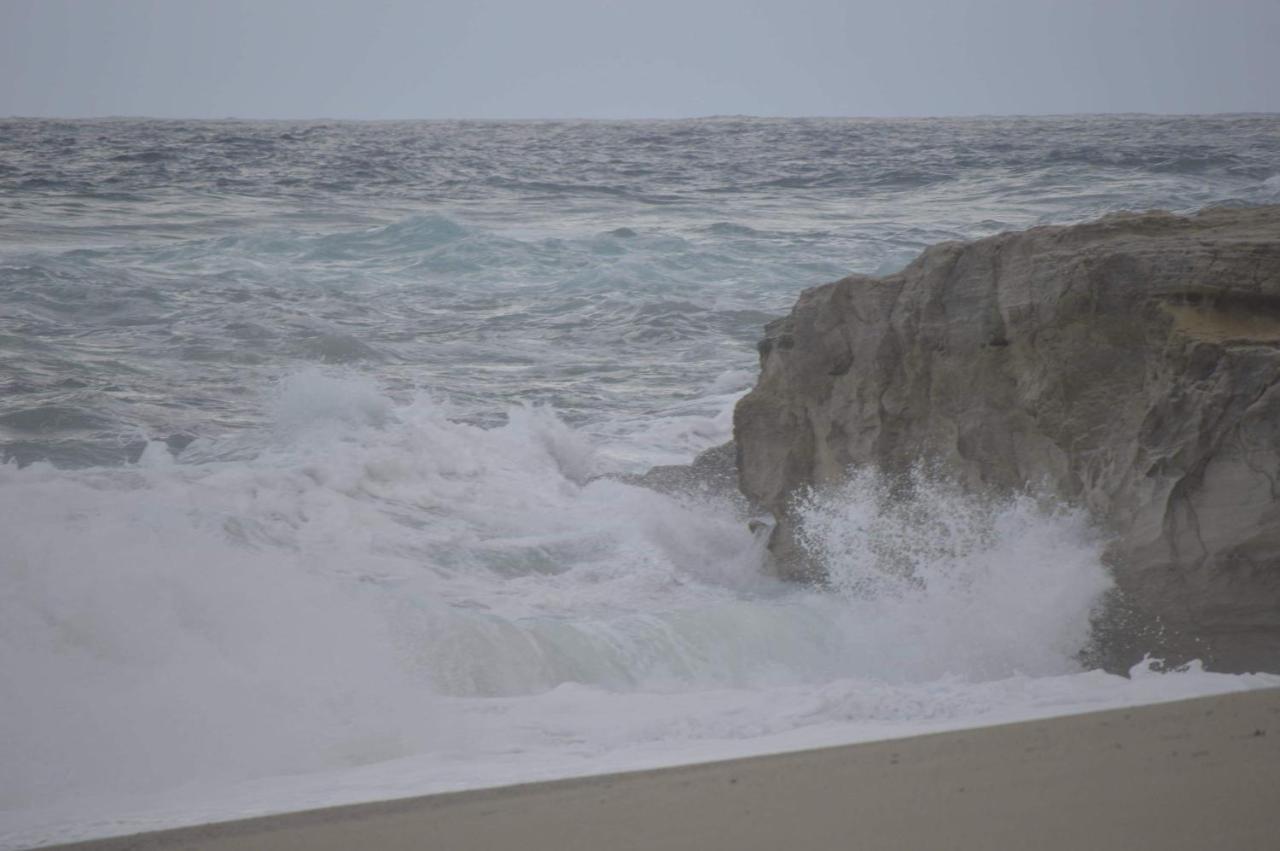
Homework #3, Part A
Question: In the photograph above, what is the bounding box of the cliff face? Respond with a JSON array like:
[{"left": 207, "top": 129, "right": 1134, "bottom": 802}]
[{"left": 734, "top": 206, "right": 1280, "bottom": 672}]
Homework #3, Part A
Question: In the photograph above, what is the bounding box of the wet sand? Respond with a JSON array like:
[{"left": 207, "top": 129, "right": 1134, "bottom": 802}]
[{"left": 42, "top": 688, "right": 1280, "bottom": 851}]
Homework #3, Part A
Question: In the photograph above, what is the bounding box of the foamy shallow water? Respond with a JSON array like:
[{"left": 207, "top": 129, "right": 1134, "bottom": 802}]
[
  {"left": 3, "top": 116, "right": 1280, "bottom": 848},
  {"left": 3, "top": 377, "right": 1278, "bottom": 850},
  {"left": 7, "top": 670, "right": 1277, "bottom": 850}
]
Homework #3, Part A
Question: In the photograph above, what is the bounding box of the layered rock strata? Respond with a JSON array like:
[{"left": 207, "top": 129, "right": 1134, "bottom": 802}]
[{"left": 734, "top": 206, "right": 1280, "bottom": 672}]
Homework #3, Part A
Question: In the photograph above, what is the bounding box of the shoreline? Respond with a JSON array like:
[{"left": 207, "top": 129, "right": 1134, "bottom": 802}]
[{"left": 37, "top": 687, "right": 1280, "bottom": 851}]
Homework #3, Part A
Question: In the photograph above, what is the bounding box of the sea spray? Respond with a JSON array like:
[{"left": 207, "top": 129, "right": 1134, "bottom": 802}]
[{"left": 793, "top": 467, "right": 1113, "bottom": 680}]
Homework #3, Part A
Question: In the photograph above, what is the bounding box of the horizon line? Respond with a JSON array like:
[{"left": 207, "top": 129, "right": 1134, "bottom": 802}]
[{"left": 3, "top": 110, "right": 1279, "bottom": 124}]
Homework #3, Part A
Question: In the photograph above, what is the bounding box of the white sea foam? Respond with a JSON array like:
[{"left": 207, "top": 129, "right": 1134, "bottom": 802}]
[
  {"left": 2, "top": 374, "right": 1276, "bottom": 849},
  {"left": 794, "top": 468, "right": 1112, "bottom": 680}
]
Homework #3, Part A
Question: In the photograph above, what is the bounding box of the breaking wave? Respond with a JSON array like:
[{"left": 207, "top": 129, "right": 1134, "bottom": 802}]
[{"left": 3, "top": 373, "right": 1275, "bottom": 849}]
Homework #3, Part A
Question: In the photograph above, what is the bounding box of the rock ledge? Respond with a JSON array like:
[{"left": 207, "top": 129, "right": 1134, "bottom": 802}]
[{"left": 734, "top": 205, "right": 1280, "bottom": 672}]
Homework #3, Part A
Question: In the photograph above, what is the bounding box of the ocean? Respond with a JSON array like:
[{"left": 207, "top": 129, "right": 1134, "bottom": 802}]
[{"left": 3, "top": 114, "right": 1279, "bottom": 847}]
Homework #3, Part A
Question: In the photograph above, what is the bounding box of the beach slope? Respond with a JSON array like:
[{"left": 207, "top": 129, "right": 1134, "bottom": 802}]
[{"left": 40, "top": 688, "right": 1280, "bottom": 851}]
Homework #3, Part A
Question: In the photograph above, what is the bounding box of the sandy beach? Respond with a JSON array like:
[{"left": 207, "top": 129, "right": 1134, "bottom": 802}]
[{"left": 37, "top": 688, "right": 1280, "bottom": 851}]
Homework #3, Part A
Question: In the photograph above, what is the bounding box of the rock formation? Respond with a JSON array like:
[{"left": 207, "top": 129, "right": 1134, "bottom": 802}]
[
  {"left": 624, "top": 441, "right": 740, "bottom": 501},
  {"left": 734, "top": 205, "right": 1280, "bottom": 672}
]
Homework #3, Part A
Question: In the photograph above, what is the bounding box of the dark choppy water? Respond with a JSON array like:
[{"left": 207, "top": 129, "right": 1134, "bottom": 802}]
[
  {"left": 2, "top": 116, "right": 1279, "bottom": 848},
  {"left": 3, "top": 115, "right": 1278, "bottom": 467}
]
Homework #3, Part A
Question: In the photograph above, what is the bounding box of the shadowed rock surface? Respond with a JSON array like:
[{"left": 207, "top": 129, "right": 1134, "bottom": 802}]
[
  {"left": 734, "top": 205, "right": 1280, "bottom": 673},
  {"left": 621, "top": 441, "right": 741, "bottom": 501}
]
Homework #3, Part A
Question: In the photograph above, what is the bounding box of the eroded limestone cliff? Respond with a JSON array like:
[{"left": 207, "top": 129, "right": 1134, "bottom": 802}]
[{"left": 734, "top": 206, "right": 1280, "bottom": 672}]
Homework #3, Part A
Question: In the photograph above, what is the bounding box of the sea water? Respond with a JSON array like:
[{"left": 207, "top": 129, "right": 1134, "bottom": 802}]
[{"left": 2, "top": 115, "right": 1279, "bottom": 847}]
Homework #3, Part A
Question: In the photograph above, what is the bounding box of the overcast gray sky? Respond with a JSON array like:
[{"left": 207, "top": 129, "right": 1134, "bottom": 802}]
[{"left": 2, "top": 0, "right": 1277, "bottom": 119}]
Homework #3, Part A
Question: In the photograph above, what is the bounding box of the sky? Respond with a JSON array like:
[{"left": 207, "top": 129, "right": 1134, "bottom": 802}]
[{"left": 1, "top": 0, "right": 1277, "bottom": 120}]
